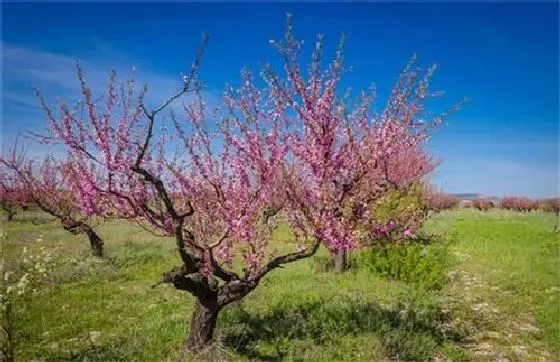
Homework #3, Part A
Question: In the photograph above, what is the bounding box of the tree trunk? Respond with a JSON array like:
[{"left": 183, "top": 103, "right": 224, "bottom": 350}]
[
  {"left": 84, "top": 227, "right": 104, "bottom": 257},
  {"left": 333, "top": 250, "right": 348, "bottom": 273},
  {"left": 184, "top": 299, "right": 221, "bottom": 351}
]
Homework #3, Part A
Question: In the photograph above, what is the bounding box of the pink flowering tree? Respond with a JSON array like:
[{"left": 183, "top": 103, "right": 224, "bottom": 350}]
[
  {"left": 471, "top": 197, "right": 494, "bottom": 211},
  {"left": 265, "top": 19, "right": 461, "bottom": 271},
  {"left": 0, "top": 144, "right": 34, "bottom": 221},
  {"left": 34, "top": 36, "right": 299, "bottom": 350},
  {"left": 0, "top": 142, "right": 105, "bottom": 257},
  {"left": 35, "top": 18, "right": 461, "bottom": 351},
  {"left": 425, "top": 190, "right": 460, "bottom": 213},
  {"left": 500, "top": 196, "right": 537, "bottom": 212},
  {"left": 0, "top": 172, "right": 31, "bottom": 222},
  {"left": 538, "top": 197, "right": 560, "bottom": 216}
]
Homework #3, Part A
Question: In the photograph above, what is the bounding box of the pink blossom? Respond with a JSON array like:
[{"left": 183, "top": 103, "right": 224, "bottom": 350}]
[
  {"left": 32, "top": 20, "right": 461, "bottom": 277},
  {"left": 403, "top": 228, "right": 417, "bottom": 239}
]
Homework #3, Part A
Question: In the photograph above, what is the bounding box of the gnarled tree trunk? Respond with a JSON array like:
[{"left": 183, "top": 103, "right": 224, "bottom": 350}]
[
  {"left": 184, "top": 298, "right": 221, "bottom": 351},
  {"left": 152, "top": 225, "right": 321, "bottom": 354},
  {"left": 156, "top": 266, "right": 262, "bottom": 353},
  {"left": 60, "top": 218, "right": 104, "bottom": 257},
  {"left": 84, "top": 227, "right": 104, "bottom": 257}
]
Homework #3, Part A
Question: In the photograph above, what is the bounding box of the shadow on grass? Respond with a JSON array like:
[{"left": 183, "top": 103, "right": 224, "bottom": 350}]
[{"left": 221, "top": 298, "right": 466, "bottom": 361}]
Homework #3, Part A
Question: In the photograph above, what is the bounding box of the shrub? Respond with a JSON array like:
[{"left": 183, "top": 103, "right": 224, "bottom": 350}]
[
  {"left": 1, "top": 239, "right": 56, "bottom": 361},
  {"left": 354, "top": 238, "right": 451, "bottom": 291},
  {"left": 374, "top": 182, "right": 427, "bottom": 221},
  {"left": 370, "top": 181, "right": 430, "bottom": 242}
]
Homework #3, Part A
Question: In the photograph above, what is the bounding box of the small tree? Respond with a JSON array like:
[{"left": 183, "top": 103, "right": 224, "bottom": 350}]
[
  {"left": 37, "top": 17, "right": 462, "bottom": 351},
  {"left": 501, "top": 196, "right": 537, "bottom": 212},
  {"left": 425, "top": 190, "right": 460, "bottom": 212},
  {"left": 539, "top": 198, "right": 560, "bottom": 231},
  {"left": 265, "top": 22, "right": 461, "bottom": 271},
  {"left": 538, "top": 197, "right": 560, "bottom": 215},
  {"left": 471, "top": 197, "right": 493, "bottom": 211},
  {"left": 0, "top": 144, "right": 105, "bottom": 257},
  {"left": 0, "top": 176, "right": 29, "bottom": 222}
]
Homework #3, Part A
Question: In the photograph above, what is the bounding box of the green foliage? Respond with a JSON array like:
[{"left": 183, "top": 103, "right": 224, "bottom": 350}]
[
  {"left": 426, "top": 209, "right": 560, "bottom": 358},
  {"left": 373, "top": 181, "right": 427, "bottom": 223},
  {"left": 1, "top": 235, "right": 57, "bottom": 361},
  {"left": 354, "top": 239, "right": 452, "bottom": 291}
]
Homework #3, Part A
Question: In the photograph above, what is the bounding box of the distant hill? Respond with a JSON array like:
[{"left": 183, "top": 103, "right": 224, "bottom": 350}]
[
  {"left": 449, "top": 193, "right": 482, "bottom": 200},
  {"left": 447, "top": 193, "right": 501, "bottom": 202}
]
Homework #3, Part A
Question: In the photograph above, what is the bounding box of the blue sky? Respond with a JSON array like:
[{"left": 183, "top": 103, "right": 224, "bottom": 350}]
[{"left": 2, "top": 3, "right": 559, "bottom": 198}]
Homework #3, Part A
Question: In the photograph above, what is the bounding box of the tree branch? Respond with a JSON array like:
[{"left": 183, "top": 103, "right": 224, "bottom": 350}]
[{"left": 254, "top": 238, "right": 321, "bottom": 280}]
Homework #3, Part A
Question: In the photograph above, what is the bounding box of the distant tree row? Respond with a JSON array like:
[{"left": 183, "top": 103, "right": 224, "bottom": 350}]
[
  {"left": 466, "top": 196, "right": 559, "bottom": 213},
  {"left": 419, "top": 192, "right": 560, "bottom": 214}
]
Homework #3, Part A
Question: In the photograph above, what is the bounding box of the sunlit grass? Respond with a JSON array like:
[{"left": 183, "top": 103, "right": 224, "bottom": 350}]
[{"left": 2, "top": 208, "right": 558, "bottom": 361}]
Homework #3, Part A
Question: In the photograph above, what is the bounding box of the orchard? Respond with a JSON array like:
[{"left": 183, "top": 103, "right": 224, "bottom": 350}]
[
  {"left": 2, "top": 14, "right": 558, "bottom": 361},
  {"left": 1, "top": 17, "right": 461, "bottom": 351}
]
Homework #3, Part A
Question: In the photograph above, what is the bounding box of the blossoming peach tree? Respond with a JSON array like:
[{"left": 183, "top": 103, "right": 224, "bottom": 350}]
[
  {"left": 0, "top": 142, "right": 106, "bottom": 257},
  {"left": 0, "top": 178, "right": 24, "bottom": 223},
  {"left": 425, "top": 190, "right": 460, "bottom": 213},
  {"left": 34, "top": 18, "right": 461, "bottom": 351},
  {"left": 0, "top": 160, "right": 32, "bottom": 222},
  {"left": 500, "top": 196, "right": 537, "bottom": 212}
]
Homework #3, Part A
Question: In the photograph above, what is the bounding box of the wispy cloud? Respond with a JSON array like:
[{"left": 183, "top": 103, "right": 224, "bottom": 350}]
[{"left": 2, "top": 42, "right": 222, "bottom": 144}]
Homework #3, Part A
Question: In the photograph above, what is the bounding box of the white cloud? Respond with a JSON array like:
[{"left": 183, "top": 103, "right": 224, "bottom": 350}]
[
  {"left": 11, "top": 45, "right": 206, "bottom": 93},
  {"left": 2, "top": 42, "right": 223, "bottom": 159}
]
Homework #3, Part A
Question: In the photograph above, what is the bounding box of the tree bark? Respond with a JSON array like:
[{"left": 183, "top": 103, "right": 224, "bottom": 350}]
[
  {"left": 184, "top": 298, "right": 221, "bottom": 351},
  {"left": 333, "top": 250, "right": 348, "bottom": 273},
  {"left": 84, "top": 227, "right": 104, "bottom": 257}
]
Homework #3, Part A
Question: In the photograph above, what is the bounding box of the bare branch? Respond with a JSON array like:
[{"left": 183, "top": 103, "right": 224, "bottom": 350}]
[{"left": 254, "top": 238, "right": 321, "bottom": 280}]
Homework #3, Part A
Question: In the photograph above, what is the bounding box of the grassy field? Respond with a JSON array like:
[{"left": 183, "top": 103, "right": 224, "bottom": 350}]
[{"left": 1, "top": 209, "right": 558, "bottom": 361}]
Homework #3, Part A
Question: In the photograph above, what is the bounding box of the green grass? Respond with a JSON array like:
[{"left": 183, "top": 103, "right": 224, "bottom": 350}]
[
  {"left": 426, "top": 209, "right": 559, "bottom": 360},
  {"left": 1, "top": 208, "right": 558, "bottom": 361}
]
